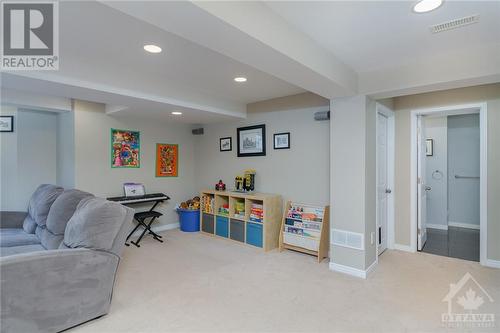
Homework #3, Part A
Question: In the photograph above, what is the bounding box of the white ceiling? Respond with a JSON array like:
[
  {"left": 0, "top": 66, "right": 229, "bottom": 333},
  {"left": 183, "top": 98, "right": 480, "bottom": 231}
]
[
  {"left": 265, "top": 0, "right": 500, "bottom": 73},
  {"left": 0, "top": 74, "right": 237, "bottom": 124},
  {"left": 3, "top": 0, "right": 499, "bottom": 124},
  {"left": 58, "top": 1, "right": 304, "bottom": 105},
  {"left": 3, "top": 1, "right": 305, "bottom": 124}
]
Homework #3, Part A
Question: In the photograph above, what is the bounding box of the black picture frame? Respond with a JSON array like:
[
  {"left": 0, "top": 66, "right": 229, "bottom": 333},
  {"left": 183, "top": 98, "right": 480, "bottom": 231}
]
[
  {"left": 0, "top": 116, "right": 14, "bottom": 132},
  {"left": 274, "top": 132, "right": 290, "bottom": 149},
  {"left": 237, "top": 124, "right": 266, "bottom": 157},
  {"left": 219, "top": 137, "right": 232, "bottom": 152}
]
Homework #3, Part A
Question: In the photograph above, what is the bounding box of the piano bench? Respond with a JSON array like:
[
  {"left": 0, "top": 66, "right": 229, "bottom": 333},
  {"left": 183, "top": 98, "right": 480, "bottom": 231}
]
[
  {"left": 134, "top": 211, "right": 163, "bottom": 220},
  {"left": 126, "top": 210, "right": 164, "bottom": 247}
]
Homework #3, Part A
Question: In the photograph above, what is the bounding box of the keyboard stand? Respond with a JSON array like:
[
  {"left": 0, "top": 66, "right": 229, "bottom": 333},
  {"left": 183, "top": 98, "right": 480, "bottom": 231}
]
[{"left": 107, "top": 194, "right": 170, "bottom": 248}]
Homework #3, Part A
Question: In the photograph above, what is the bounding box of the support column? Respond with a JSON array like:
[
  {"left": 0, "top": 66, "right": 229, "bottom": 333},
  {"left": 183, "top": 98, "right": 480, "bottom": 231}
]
[{"left": 329, "top": 96, "right": 377, "bottom": 278}]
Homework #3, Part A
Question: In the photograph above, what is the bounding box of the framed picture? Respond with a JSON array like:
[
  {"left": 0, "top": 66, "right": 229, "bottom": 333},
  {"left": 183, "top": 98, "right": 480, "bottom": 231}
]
[
  {"left": 156, "top": 143, "right": 178, "bottom": 177},
  {"left": 274, "top": 132, "right": 290, "bottom": 149},
  {"left": 426, "top": 139, "right": 433, "bottom": 156},
  {"left": 237, "top": 124, "right": 266, "bottom": 157},
  {"left": 220, "top": 137, "right": 232, "bottom": 152},
  {"left": 0, "top": 116, "right": 14, "bottom": 132},
  {"left": 111, "top": 129, "right": 140, "bottom": 168}
]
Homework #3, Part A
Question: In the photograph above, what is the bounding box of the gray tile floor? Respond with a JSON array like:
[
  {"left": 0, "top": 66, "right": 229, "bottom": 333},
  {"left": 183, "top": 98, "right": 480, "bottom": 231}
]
[{"left": 421, "top": 226, "right": 479, "bottom": 262}]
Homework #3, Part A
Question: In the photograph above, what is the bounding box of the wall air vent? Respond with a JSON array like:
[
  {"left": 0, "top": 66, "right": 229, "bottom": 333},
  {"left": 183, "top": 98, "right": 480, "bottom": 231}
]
[
  {"left": 331, "top": 229, "right": 365, "bottom": 251},
  {"left": 430, "top": 15, "right": 479, "bottom": 34}
]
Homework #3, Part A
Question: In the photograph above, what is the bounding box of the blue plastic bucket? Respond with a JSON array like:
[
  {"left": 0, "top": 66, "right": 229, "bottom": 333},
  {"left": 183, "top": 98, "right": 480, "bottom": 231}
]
[{"left": 177, "top": 208, "right": 200, "bottom": 232}]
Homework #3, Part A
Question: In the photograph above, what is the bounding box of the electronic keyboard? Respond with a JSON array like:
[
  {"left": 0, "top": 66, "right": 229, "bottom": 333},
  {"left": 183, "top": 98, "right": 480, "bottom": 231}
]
[{"left": 107, "top": 193, "right": 170, "bottom": 205}]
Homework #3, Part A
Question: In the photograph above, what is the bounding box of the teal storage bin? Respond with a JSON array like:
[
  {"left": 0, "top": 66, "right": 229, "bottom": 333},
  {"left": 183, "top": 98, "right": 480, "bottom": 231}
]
[
  {"left": 216, "top": 216, "right": 229, "bottom": 238},
  {"left": 246, "top": 222, "right": 263, "bottom": 248}
]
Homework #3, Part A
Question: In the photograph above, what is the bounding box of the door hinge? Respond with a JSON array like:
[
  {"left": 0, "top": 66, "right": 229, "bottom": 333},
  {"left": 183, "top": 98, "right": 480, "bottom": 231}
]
[{"left": 418, "top": 228, "right": 421, "bottom": 235}]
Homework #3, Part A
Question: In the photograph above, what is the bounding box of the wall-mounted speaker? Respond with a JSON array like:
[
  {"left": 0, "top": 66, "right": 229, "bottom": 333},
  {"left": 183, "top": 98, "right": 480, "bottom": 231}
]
[
  {"left": 192, "top": 128, "right": 204, "bottom": 135},
  {"left": 314, "top": 111, "right": 330, "bottom": 121}
]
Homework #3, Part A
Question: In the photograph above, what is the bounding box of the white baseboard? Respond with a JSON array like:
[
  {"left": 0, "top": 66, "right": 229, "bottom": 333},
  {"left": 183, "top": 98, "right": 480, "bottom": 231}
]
[
  {"left": 484, "top": 259, "right": 500, "bottom": 269},
  {"left": 448, "top": 221, "right": 480, "bottom": 230},
  {"left": 427, "top": 223, "right": 448, "bottom": 230},
  {"left": 393, "top": 243, "right": 415, "bottom": 253},
  {"left": 365, "top": 260, "right": 377, "bottom": 277},
  {"left": 329, "top": 261, "right": 377, "bottom": 279},
  {"left": 131, "top": 222, "right": 179, "bottom": 238}
]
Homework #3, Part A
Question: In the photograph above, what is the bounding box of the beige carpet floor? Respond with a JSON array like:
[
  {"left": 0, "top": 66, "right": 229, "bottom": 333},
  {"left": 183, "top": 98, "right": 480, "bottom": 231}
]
[{"left": 71, "top": 229, "right": 500, "bottom": 333}]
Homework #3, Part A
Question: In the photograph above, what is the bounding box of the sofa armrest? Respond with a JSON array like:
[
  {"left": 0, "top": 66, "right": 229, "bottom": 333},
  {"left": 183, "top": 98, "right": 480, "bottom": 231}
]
[
  {"left": 0, "top": 211, "right": 28, "bottom": 229},
  {"left": 0, "top": 248, "right": 120, "bottom": 333}
]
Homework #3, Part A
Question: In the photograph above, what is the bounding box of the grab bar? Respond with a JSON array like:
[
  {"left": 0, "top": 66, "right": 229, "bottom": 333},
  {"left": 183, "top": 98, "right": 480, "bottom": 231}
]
[{"left": 455, "top": 175, "right": 479, "bottom": 179}]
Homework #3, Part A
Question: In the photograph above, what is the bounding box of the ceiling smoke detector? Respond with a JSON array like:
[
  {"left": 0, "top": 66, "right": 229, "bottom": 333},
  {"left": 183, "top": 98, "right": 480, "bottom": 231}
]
[{"left": 430, "top": 15, "right": 480, "bottom": 33}]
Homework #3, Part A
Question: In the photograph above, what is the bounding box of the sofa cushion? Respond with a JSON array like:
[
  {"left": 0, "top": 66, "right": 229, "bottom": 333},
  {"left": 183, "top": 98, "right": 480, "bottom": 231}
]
[
  {"left": 35, "top": 228, "right": 63, "bottom": 250},
  {"left": 0, "top": 244, "right": 45, "bottom": 257},
  {"left": 23, "top": 184, "right": 64, "bottom": 233},
  {"left": 63, "top": 197, "right": 128, "bottom": 251},
  {"left": 46, "top": 189, "right": 94, "bottom": 235},
  {"left": 0, "top": 229, "right": 41, "bottom": 248},
  {"left": 22, "top": 216, "right": 37, "bottom": 234}
]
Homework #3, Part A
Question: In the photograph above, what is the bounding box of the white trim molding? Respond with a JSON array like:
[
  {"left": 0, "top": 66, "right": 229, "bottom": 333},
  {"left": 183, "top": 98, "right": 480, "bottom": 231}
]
[
  {"left": 130, "top": 222, "right": 179, "bottom": 238},
  {"left": 484, "top": 259, "right": 500, "bottom": 269},
  {"left": 393, "top": 243, "right": 415, "bottom": 253},
  {"left": 409, "top": 102, "right": 488, "bottom": 266},
  {"left": 426, "top": 224, "right": 448, "bottom": 231},
  {"left": 448, "top": 222, "right": 480, "bottom": 230},
  {"left": 329, "top": 260, "right": 377, "bottom": 279}
]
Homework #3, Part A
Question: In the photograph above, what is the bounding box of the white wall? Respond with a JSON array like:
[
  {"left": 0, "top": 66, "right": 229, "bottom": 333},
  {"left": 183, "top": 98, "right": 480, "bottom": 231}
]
[
  {"left": 393, "top": 83, "right": 500, "bottom": 261},
  {"left": 56, "top": 111, "right": 75, "bottom": 188},
  {"left": 447, "top": 114, "right": 480, "bottom": 227},
  {"left": 424, "top": 116, "right": 448, "bottom": 229},
  {"left": 194, "top": 107, "right": 330, "bottom": 206},
  {"left": 73, "top": 100, "right": 198, "bottom": 227},
  {"left": 1, "top": 106, "right": 19, "bottom": 210},
  {"left": 0, "top": 107, "right": 58, "bottom": 211}
]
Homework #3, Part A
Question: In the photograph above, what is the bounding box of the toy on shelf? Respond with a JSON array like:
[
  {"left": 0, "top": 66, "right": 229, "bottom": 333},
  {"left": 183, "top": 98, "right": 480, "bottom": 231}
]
[
  {"left": 201, "top": 195, "right": 214, "bottom": 214},
  {"left": 235, "top": 176, "right": 243, "bottom": 191},
  {"left": 218, "top": 203, "right": 229, "bottom": 216},
  {"left": 215, "top": 180, "right": 226, "bottom": 191},
  {"left": 233, "top": 200, "right": 245, "bottom": 220},
  {"left": 234, "top": 169, "right": 256, "bottom": 192},
  {"left": 249, "top": 202, "right": 263, "bottom": 223}
]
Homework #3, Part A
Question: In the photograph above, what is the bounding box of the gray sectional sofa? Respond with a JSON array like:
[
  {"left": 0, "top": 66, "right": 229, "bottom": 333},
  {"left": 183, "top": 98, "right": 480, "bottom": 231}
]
[{"left": 0, "top": 184, "right": 134, "bottom": 333}]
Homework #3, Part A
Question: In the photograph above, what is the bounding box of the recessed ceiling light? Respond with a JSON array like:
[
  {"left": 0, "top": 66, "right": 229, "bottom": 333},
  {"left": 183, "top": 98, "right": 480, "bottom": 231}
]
[
  {"left": 171, "top": 111, "right": 182, "bottom": 115},
  {"left": 413, "top": 0, "right": 443, "bottom": 13},
  {"left": 143, "top": 44, "right": 162, "bottom": 53},
  {"left": 234, "top": 77, "right": 247, "bottom": 83}
]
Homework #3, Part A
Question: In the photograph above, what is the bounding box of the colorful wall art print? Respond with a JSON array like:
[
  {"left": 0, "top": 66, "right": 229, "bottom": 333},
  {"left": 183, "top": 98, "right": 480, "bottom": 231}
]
[
  {"left": 111, "top": 129, "right": 140, "bottom": 168},
  {"left": 156, "top": 143, "right": 178, "bottom": 177}
]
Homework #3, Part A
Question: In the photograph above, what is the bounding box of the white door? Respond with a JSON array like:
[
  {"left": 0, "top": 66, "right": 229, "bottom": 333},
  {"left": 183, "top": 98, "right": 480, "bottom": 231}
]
[
  {"left": 377, "top": 113, "right": 389, "bottom": 254},
  {"left": 417, "top": 115, "right": 428, "bottom": 251}
]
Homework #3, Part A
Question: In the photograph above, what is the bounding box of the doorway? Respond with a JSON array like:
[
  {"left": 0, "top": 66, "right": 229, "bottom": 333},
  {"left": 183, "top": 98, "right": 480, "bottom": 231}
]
[
  {"left": 410, "top": 103, "right": 487, "bottom": 265},
  {"left": 376, "top": 103, "right": 395, "bottom": 256},
  {"left": 420, "top": 114, "right": 480, "bottom": 261}
]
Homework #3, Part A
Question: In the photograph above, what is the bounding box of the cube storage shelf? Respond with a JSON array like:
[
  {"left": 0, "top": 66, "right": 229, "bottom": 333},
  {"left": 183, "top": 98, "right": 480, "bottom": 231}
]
[{"left": 200, "top": 190, "right": 282, "bottom": 251}]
